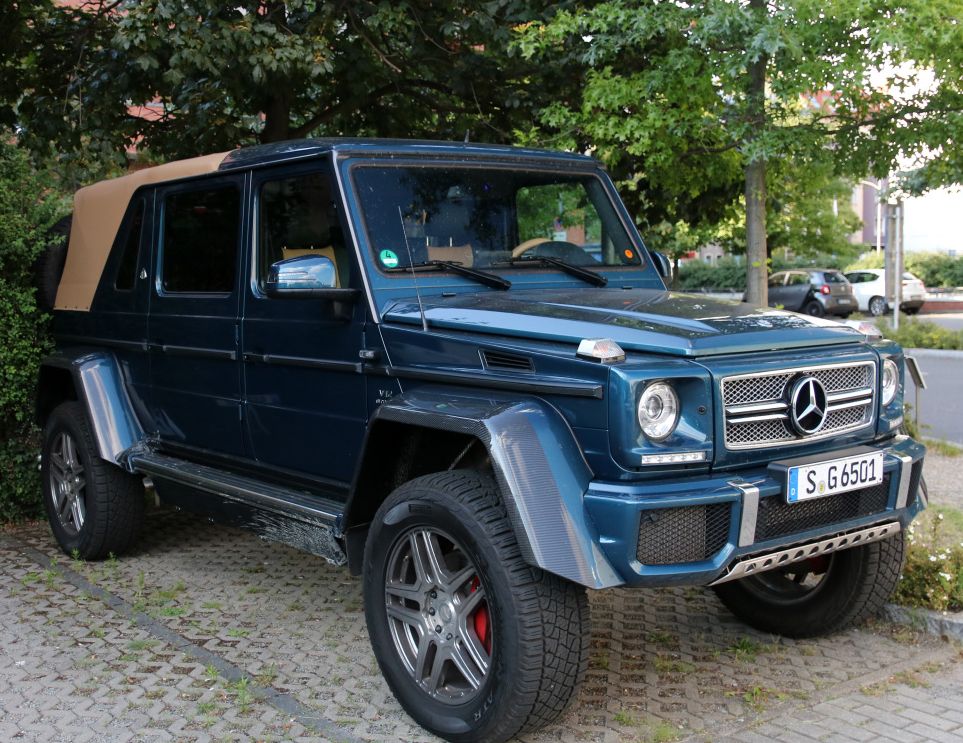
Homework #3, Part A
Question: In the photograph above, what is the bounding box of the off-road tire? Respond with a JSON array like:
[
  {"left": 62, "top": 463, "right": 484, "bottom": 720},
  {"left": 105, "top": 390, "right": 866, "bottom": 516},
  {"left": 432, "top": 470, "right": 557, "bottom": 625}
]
[
  {"left": 802, "top": 299, "right": 825, "bottom": 317},
  {"left": 713, "top": 532, "right": 905, "bottom": 638},
  {"left": 35, "top": 215, "right": 72, "bottom": 311},
  {"left": 869, "top": 295, "right": 888, "bottom": 317},
  {"left": 363, "top": 470, "right": 590, "bottom": 743},
  {"left": 42, "top": 402, "right": 144, "bottom": 559}
]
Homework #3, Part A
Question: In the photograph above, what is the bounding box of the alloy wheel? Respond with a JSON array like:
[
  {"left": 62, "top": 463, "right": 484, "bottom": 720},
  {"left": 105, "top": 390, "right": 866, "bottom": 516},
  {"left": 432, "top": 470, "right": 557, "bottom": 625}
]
[{"left": 384, "top": 527, "right": 493, "bottom": 704}]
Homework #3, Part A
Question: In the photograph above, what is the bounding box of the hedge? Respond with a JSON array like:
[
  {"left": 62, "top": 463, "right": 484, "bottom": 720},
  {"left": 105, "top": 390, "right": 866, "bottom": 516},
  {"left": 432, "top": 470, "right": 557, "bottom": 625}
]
[{"left": 0, "top": 141, "right": 67, "bottom": 522}]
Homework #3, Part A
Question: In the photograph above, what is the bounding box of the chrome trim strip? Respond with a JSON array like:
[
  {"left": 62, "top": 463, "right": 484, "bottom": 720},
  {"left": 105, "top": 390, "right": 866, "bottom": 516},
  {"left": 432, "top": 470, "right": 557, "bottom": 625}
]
[
  {"left": 725, "top": 401, "right": 788, "bottom": 415},
  {"left": 826, "top": 397, "right": 873, "bottom": 413},
  {"left": 827, "top": 386, "right": 873, "bottom": 403},
  {"left": 730, "top": 481, "right": 760, "bottom": 548},
  {"left": 710, "top": 521, "right": 901, "bottom": 586},
  {"left": 727, "top": 412, "right": 789, "bottom": 424},
  {"left": 895, "top": 453, "right": 914, "bottom": 509}
]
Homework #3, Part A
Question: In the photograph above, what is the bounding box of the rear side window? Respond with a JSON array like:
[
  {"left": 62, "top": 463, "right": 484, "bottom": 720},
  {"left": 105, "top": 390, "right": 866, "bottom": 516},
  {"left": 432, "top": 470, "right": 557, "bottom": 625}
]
[
  {"left": 161, "top": 185, "right": 240, "bottom": 293},
  {"left": 821, "top": 271, "right": 847, "bottom": 283},
  {"left": 114, "top": 198, "right": 145, "bottom": 291}
]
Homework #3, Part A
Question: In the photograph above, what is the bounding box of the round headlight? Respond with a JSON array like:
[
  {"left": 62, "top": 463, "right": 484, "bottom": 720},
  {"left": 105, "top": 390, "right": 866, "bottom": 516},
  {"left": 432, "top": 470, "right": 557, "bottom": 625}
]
[
  {"left": 637, "top": 382, "right": 679, "bottom": 441},
  {"left": 881, "top": 359, "right": 899, "bottom": 405}
]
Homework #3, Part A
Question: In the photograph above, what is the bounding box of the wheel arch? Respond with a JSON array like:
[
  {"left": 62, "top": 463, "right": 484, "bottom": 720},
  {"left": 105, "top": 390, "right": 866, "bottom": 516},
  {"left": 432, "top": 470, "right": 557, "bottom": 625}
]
[
  {"left": 38, "top": 350, "right": 145, "bottom": 467},
  {"left": 343, "top": 388, "right": 623, "bottom": 589}
]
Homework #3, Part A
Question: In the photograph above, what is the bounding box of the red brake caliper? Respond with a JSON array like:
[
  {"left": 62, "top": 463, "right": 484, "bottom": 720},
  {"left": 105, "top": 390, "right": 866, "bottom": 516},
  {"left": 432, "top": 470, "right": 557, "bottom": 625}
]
[{"left": 469, "top": 577, "right": 491, "bottom": 654}]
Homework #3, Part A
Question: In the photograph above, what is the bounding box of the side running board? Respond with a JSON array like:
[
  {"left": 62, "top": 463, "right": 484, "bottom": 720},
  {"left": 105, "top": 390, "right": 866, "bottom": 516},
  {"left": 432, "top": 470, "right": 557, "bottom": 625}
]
[{"left": 128, "top": 452, "right": 347, "bottom": 566}]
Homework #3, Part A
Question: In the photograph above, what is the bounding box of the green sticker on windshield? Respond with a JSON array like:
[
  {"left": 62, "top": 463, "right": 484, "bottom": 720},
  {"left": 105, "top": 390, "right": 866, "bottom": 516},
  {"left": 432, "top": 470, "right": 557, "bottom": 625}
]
[{"left": 379, "top": 249, "right": 399, "bottom": 268}]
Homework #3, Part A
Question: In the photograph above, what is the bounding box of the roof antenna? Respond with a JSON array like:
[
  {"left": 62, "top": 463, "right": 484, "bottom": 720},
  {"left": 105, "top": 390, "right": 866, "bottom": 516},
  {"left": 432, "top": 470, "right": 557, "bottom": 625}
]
[
  {"left": 464, "top": 129, "right": 470, "bottom": 144},
  {"left": 397, "top": 206, "right": 429, "bottom": 332}
]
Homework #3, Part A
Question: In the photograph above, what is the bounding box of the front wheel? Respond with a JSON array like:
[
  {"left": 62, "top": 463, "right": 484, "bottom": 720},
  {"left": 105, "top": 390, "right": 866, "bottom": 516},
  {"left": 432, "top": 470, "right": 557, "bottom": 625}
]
[
  {"left": 363, "top": 470, "right": 590, "bottom": 743},
  {"left": 713, "top": 533, "right": 905, "bottom": 638}
]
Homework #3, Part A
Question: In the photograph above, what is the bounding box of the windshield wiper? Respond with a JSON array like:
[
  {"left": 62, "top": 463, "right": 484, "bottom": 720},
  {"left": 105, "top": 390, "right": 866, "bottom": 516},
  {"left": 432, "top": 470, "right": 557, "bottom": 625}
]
[
  {"left": 386, "top": 260, "right": 511, "bottom": 290},
  {"left": 501, "top": 256, "right": 607, "bottom": 287}
]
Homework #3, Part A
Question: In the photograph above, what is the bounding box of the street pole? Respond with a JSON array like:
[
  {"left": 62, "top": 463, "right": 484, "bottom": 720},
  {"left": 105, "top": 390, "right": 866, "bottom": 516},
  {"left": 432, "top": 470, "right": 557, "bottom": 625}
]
[
  {"left": 875, "top": 182, "right": 882, "bottom": 255},
  {"left": 893, "top": 198, "right": 903, "bottom": 331}
]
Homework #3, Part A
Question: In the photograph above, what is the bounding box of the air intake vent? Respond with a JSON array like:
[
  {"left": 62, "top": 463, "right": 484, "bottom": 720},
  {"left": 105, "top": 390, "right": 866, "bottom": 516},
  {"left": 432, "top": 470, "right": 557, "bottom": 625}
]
[{"left": 480, "top": 350, "right": 535, "bottom": 373}]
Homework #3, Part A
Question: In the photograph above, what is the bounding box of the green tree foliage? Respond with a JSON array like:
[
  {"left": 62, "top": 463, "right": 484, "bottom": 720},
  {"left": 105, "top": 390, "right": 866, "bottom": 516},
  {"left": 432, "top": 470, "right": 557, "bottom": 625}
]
[
  {"left": 0, "top": 141, "right": 68, "bottom": 521},
  {"left": 11, "top": 0, "right": 570, "bottom": 171},
  {"left": 515, "top": 0, "right": 963, "bottom": 301}
]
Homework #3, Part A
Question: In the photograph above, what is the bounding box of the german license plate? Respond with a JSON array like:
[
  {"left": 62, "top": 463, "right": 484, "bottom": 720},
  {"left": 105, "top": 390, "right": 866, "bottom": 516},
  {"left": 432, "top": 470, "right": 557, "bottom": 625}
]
[{"left": 787, "top": 451, "right": 884, "bottom": 502}]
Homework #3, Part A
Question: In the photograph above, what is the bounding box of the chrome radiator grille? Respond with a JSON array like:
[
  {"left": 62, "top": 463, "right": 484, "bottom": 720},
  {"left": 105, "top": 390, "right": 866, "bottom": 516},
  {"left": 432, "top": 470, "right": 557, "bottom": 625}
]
[{"left": 722, "top": 361, "right": 875, "bottom": 449}]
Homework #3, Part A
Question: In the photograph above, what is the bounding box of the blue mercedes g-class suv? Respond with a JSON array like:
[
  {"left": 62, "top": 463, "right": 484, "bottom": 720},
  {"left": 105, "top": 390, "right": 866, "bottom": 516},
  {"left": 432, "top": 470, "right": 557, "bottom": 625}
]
[{"left": 37, "top": 139, "right": 925, "bottom": 743}]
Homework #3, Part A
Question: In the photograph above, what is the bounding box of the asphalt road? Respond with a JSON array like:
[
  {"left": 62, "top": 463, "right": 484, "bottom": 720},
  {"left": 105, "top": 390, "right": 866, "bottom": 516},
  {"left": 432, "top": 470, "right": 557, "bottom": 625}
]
[
  {"left": 917, "top": 310, "right": 963, "bottom": 332},
  {"left": 904, "top": 348, "right": 963, "bottom": 444}
]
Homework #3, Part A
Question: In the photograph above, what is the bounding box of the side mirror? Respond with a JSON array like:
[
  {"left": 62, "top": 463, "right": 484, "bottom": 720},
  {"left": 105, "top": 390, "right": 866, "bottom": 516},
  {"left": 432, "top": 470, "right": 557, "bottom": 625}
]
[
  {"left": 264, "top": 254, "right": 359, "bottom": 301},
  {"left": 650, "top": 251, "right": 672, "bottom": 280}
]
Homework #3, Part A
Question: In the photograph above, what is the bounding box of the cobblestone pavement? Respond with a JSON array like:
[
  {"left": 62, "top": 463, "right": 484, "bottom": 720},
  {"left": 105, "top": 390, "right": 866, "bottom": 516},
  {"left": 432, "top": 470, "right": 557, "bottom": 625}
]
[{"left": 2, "top": 509, "right": 961, "bottom": 743}]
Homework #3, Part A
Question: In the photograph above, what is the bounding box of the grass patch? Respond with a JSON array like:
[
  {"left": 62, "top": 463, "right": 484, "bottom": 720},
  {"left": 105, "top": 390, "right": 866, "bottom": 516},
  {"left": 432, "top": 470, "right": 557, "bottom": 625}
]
[
  {"left": 923, "top": 438, "right": 963, "bottom": 457},
  {"left": 894, "top": 506, "right": 963, "bottom": 612},
  {"left": 878, "top": 316, "right": 963, "bottom": 351}
]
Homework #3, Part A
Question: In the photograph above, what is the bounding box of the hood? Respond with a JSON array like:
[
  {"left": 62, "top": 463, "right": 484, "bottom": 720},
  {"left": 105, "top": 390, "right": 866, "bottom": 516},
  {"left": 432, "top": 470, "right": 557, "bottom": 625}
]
[{"left": 382, "top": 289, "right": 865, "bottom": 357}]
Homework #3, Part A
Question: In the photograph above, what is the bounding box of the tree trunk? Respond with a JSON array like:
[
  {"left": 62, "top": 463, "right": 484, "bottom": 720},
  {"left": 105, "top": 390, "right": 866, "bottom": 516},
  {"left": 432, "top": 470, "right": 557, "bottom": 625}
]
[
  {"left": 745, "top": 157, "right": 767, "bottom": 305},
  {"left": 261, "top": 90, "right": 291, "bottom": 143},
  {"left": 744, "top": 0, "right": 768, "bottom": 307}
]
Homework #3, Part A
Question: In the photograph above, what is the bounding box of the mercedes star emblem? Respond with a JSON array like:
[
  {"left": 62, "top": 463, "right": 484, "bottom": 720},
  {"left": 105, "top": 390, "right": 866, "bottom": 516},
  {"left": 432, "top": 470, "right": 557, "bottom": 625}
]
[{"left": 789, "top": 376, "right": 828, "bottom": 435}]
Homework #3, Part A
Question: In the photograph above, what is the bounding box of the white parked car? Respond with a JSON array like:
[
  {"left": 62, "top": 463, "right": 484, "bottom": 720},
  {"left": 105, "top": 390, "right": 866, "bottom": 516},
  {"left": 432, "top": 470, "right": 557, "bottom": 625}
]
[{"left": 843, "top": 269, "right": 926, "bottom": 316}]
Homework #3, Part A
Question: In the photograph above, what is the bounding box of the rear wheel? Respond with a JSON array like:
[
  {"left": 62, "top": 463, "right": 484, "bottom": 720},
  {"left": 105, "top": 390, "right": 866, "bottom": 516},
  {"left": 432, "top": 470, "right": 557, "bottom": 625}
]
[
  {"left": 363, "top": 470, "right": 590, "bottom": 742},
  {"left": 903, "top": 306, "right": 920, "bottom": 316},
  {"left": 802, "top": 300, "right": 824, "bottom": 317},
  {"left": 42, "top": 402, "right": 144, "bottom": 559},
  {"left": 869, "top": 296, "right": 888, "bottom": 316},
  {"left": 713, "top": 533, "right": 905, "bottom": 638}
]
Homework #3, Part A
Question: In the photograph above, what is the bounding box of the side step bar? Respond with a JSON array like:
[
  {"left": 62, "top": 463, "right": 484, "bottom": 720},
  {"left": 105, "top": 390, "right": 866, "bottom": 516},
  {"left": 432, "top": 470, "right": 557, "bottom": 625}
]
[
  {"left": 128, "top": 452, "right": 347, "bottom": 566},
  {"left": 710, "top": 521, "right": 901, "bottom": 586}
]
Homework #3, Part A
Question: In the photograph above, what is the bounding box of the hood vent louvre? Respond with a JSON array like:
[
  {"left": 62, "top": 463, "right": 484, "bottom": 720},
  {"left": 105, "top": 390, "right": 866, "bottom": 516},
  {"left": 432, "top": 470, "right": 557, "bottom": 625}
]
[{"left": 480, "top": 350, "right": 535, "bottom": 373}]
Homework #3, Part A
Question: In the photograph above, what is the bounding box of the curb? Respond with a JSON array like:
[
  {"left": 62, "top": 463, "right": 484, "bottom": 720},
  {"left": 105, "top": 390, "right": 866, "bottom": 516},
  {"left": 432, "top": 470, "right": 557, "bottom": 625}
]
[{"left": 882, "top": 602, "right": 963, "bottom": 642}]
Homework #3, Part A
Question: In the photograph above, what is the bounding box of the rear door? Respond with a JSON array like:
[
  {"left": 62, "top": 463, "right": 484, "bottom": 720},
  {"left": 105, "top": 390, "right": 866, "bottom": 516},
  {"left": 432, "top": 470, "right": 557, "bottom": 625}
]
[{"left": 147, "top": 175, "right": 247, "bottom": 459}]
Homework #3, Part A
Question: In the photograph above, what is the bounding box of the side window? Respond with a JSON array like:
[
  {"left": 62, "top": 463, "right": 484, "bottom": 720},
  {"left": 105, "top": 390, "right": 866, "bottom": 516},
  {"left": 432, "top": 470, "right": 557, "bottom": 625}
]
[
  {"left": 788, "top": 272, "right": 810, "bottom": 286},
  {"left": 259, "top": 171, "right": 348, "bottom": 289},
  {"left": 114, "top": 198, "right": 145, "bottom": 291},
  {"left": 161, "top": 185, "right": 240, "bottom": 293},
  {"left": 768, "top": 273, "right": 785, "bottom": 287}
]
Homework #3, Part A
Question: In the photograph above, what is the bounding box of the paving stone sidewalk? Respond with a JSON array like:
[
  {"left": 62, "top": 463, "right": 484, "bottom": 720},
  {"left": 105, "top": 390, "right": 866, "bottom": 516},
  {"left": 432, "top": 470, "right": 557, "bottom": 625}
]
[{"left": 2, "top": 506, "right": 961, "bottom": 743}]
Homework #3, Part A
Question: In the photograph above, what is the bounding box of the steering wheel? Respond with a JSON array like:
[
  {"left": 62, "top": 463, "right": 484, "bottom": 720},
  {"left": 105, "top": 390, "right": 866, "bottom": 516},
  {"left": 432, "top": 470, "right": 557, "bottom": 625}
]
[
  {"left": 512, "top": 237, "right": 550, "bottom": 258},
  {"left": 513, "top": 239, "right": 597, "bottom": 266}
]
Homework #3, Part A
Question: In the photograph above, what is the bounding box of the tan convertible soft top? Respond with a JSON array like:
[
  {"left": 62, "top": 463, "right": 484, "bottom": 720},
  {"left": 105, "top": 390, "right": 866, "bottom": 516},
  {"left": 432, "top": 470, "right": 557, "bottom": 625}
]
[{"left": 55, "top": 152, "right": 230, "bottom": 311}]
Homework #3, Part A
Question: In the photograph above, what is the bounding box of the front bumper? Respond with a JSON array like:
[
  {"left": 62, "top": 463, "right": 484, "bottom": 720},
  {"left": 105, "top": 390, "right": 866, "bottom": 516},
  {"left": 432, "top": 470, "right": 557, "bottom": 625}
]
[{"left": 584, "top": 435, "right": 925, "bottom": 587}]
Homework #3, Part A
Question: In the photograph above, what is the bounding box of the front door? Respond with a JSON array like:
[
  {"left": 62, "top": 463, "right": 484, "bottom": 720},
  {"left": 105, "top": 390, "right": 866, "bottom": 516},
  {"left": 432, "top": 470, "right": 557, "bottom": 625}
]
[
  {"left": 241, "top": 161, "right": 367, "bottom": 496},
  {"left": 147, "top": 175, "right": 246, "bottom": 459}
]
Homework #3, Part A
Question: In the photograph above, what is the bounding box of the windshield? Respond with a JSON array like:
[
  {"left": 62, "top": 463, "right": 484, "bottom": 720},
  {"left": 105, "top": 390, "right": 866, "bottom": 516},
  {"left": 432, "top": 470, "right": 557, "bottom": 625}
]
[{"left": 351, "top": 165, "right": 644, "bottom": 273}]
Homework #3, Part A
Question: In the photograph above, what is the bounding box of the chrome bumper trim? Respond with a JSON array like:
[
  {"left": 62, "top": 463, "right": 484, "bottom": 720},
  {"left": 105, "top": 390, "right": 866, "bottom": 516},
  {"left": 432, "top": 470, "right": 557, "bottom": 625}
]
[
  {"left": 894, "top": 453, "right": 914, "bottom": 509},
  {"left": 709, "top": 521, "right": 901, "bottom": 586}
]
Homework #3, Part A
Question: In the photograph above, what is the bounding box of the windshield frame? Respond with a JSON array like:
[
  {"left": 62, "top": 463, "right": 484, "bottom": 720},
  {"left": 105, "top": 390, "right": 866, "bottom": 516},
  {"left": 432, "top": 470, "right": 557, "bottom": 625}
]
[{"left": 344, "top": 158, "right": 657, "bottom": 288}]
